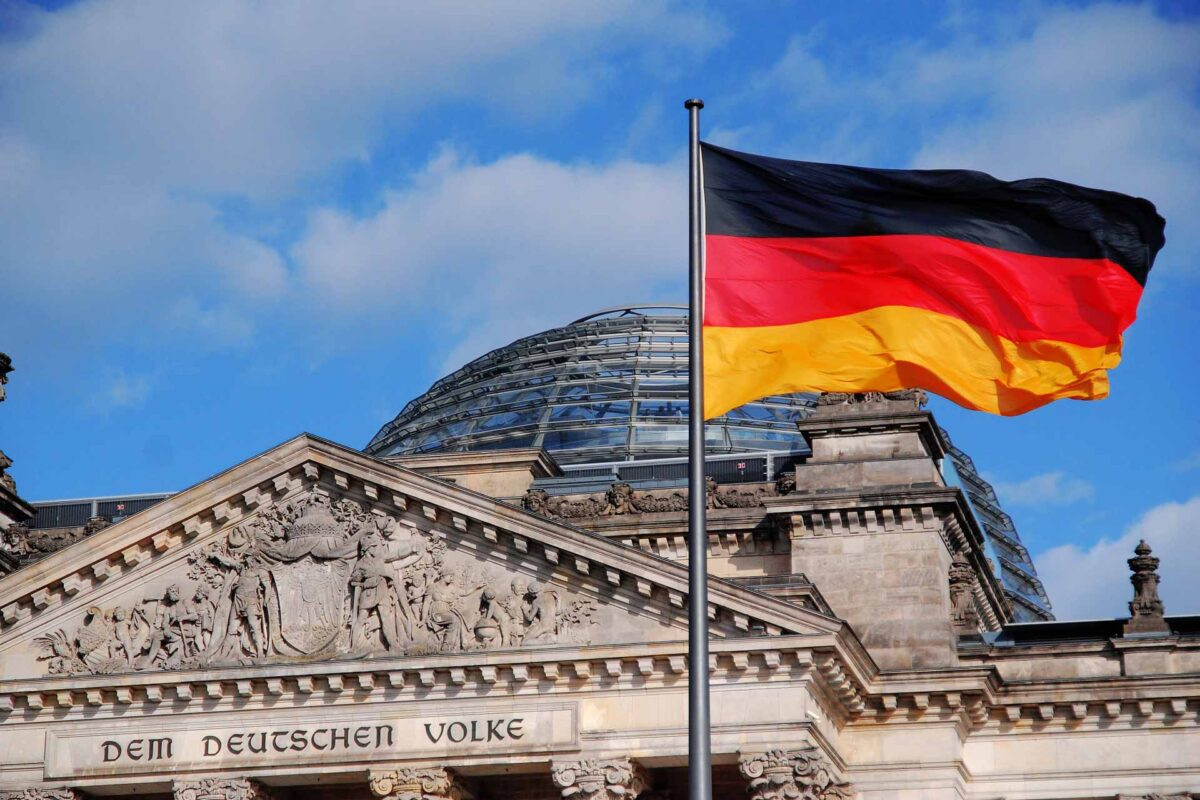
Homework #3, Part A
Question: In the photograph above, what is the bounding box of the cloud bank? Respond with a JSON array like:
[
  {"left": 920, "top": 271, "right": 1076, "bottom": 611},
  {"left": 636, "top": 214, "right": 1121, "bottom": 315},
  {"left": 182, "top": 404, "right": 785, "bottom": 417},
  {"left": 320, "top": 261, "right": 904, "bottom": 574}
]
[{"left": 1036, "top": 496, "right": 1200, "bottom": 619}]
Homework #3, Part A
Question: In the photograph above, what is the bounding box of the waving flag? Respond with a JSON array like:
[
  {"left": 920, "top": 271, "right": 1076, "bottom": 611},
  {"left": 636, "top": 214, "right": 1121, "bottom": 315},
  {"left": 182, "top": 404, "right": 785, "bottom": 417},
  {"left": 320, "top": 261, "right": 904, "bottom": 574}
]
[{"left": 700, "top": 143, "right": 1165, "bottom": 418}]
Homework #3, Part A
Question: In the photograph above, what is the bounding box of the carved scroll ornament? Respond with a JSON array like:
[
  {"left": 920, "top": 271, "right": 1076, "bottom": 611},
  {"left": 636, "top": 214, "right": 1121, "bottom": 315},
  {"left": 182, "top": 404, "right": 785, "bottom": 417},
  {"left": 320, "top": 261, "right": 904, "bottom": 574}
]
[
  {"left": 0, "top": 790, "right": 83, "bottom": 800},
  {"left": 370, "top": 767, "right": 471, "bottom": 800},
  {"left": 173, "top": 779, "right": 276, "bottom": 800},
  {"left": 551, "top": 758, "right": 648, "bottom": 800},
  {"left": 739, "top": 749, "right": 854, "bottom": 800},
  {"left": 35, "top": 493, "right": 597, "bottom": 676}
]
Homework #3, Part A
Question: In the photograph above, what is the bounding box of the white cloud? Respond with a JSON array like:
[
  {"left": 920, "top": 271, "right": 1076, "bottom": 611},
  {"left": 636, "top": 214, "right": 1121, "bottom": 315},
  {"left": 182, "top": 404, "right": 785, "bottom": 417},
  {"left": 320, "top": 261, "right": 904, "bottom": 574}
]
[
  {"left": 293, "top": 149, "right": 685, "bottom": 370},
  {"left": 89, "top": 370, "right": 152, "bottom": 412},
  {"left": 1036, "top": 496, "right": 1200, "bottom": 619},
  {"left": 990, "top": 471, "right": 1095, "bottom": 507},
  {"left": 909, "top": 4, "right": 1200, "bottom": 268},
  {"left": 0, "top": 0, "right": 719, "bottom": 375},
  {"left": 754, "top": 4, "right": 1200, "bottom": 272},
  {"left": 1172, "top": 450, "right": 1200, "bottom": 472}
]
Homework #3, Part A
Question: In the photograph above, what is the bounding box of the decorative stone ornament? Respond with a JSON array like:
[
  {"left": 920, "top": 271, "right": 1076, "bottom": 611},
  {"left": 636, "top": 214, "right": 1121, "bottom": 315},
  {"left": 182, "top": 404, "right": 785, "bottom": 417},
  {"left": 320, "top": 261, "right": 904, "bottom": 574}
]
[
  {"left": 948, "top": 551, "right": 981, "bottom": 633},
  {"left": 739, "top": 748, "right": 854, "bottom": 800},
  {"left": 551, "top": 758, "right": 648, "bottom": 800},
  {"left": 173, "top": 778, "right": 276, "bottom": 800},
  {"left": 815, "top": 389, "right": 927, "bottom": 410},
  {"left": 1124, "top": 539, "right": 1170, "bottom": 635},
  {"left": 0, "top": 791, "right": 83, "bottom": 800},
  {"left": 369, "top": 767, "right": 471, "bottom": 800},
  {"left": 31, "top": 491, "right": 599, "bottom": 675}
]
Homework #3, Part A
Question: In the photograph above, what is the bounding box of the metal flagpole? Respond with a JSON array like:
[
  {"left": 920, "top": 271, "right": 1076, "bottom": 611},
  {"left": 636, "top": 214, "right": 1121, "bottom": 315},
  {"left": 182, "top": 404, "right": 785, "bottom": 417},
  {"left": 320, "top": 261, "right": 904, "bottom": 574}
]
[{"left": 684, "top": 97, "right": 711, "bottom": 800}]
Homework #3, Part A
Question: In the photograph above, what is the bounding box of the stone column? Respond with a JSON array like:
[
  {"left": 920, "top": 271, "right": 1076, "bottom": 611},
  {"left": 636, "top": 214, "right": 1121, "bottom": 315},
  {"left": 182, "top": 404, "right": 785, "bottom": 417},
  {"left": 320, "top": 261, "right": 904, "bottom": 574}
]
[
  {"left": 173, "top": 779, "right": 277, "bottom": 800},
  {"left": 551, "top": 758, "right": 647, "bottom": 800},
  {"left": 369, "top": 767, "right": 472, "bottom": 800},
  {"left": 0, "top": 791, "right": 84, "bottom": 800},
  {"left": 738, "top": 749, "right": 854, "bottom": 800}
]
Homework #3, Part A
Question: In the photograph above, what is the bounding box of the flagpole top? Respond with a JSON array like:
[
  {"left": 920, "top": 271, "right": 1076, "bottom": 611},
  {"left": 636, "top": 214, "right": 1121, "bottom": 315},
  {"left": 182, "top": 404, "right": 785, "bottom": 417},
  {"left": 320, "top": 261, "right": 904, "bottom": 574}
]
[{"left": 684, "top": 98, "right": 704, "bottom": 109}]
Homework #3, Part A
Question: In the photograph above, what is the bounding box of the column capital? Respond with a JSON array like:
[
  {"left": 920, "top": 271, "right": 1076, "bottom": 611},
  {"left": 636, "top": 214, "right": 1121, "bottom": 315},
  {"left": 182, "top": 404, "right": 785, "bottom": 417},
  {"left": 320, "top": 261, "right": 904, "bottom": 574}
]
[
  {"left": 173, "top": 778, "right": 277, "bottom": 800},
  {"left": 369, "top": 767, "right": 471, "bottom": 800},
  {"left": 738, "top": 748, "right": 854, "bottom": 800},
  {"left": 0, "top": 791, "right": 84, "bottom": 800},
  {"left": 551, "top": 758, "right": 647, "bottom": 800}
]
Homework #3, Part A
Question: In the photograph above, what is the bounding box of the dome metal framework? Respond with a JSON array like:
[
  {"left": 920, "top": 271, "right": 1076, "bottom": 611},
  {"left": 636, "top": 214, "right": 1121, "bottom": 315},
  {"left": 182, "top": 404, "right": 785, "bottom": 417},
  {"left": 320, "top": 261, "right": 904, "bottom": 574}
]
[
  {"left": 365, "top": 305, "right": 816, "bottom": 464},
  {"left": 364, "top": 303, "right": 1054, "bottom": 622}
]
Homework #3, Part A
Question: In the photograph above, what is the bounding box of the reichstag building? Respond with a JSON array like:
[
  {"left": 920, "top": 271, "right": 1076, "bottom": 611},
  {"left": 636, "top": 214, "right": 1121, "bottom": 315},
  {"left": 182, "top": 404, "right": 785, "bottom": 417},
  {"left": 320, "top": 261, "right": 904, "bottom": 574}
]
[{"left": 0, "top": 306, "right": 1195, "bottom": 800}]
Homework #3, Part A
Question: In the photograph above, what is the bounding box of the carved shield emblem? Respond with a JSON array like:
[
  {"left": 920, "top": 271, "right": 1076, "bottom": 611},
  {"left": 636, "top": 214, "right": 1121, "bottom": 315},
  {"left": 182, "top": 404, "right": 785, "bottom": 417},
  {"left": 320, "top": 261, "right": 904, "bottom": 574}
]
[{"left": 271, "top": 559, "right": 350, "bottom": 655}]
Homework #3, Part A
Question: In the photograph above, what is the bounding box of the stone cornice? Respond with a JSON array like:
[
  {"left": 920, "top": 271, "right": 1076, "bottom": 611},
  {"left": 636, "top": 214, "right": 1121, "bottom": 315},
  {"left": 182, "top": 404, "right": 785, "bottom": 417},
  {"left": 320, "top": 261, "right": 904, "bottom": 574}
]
[
  {"left": 384, "top": 448, "right": 562, "bottom": 479},
  {"left": 859, "top": 667, "right": 1200, "bottom": 731},
  {"left": 795, "top": 407, "right": 948, "bottom": 463},
  {"left": 0, "top": 435, "right": 843, "bottom": 646},
  {"left": 0, "top": 634, "right": 857, "bottom": 718}
]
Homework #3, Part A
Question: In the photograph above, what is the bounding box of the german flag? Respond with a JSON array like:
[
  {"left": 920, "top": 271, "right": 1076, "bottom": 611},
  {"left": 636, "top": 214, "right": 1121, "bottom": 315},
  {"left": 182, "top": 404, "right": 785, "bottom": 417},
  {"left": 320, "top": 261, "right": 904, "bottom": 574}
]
[{"left": 701, "top": 143, "right": 1165, "bottom": 418}]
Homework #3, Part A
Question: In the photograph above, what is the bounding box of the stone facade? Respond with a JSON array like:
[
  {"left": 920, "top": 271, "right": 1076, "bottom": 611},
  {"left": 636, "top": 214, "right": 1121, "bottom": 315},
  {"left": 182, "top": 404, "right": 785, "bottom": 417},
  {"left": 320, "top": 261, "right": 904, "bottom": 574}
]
[{"left": 0, "top": 398, "right": 1196, "bottom": 798}]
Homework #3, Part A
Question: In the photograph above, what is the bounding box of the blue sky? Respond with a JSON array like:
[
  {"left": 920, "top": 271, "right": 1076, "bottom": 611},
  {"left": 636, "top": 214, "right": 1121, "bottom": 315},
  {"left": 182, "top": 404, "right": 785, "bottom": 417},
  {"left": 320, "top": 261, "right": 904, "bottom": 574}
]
[{"left": 0, "top": 0, "right": 1197, "bottom": 619}]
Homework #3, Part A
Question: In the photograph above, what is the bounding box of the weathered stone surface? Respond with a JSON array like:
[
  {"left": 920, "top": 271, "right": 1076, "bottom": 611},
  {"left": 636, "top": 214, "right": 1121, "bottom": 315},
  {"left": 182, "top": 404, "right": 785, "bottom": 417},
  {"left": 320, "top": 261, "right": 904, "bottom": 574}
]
[
  {"left": 1125, "top": 539, "right": 1169, "bottom": 635},
  {"left": 370, "top": 767, "right": 471, "bottom": 800},
  {"left": 551, "top": 758, "right": 646, "bottom": 800},
  {"left": 739, "top": 748, "right": 853, "bottom": 800},
  {"left": 173, "top": 778, "right": 276, "bottom": 800}
]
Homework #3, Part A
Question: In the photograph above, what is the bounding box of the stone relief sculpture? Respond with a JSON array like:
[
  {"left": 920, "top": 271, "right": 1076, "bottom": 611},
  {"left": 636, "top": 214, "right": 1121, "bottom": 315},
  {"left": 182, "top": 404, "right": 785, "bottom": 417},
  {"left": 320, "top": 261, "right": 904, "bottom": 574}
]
[
  {"left": 35, "top": 493, "right": 597, "bottom": 675},
  {"left": 522, "top": 477, "right": 775, "bottom": 521},
  {"left": 738, "top": 749, "right": 854, "bottom": 800},
  {"left": 816, "top": 389, "right": 927, "bottom": 410},
  {"left": 551, "top": 758, "right": 647, "bottom": 800},
  {"left": 173, "top": 779, "right": 276, "bottom": 800},
  {"left": 370, "top": 767, "right": 471, "bottom": 800},
  {"left": 948, "top": 551, "right": 980, "bottom": 632}
]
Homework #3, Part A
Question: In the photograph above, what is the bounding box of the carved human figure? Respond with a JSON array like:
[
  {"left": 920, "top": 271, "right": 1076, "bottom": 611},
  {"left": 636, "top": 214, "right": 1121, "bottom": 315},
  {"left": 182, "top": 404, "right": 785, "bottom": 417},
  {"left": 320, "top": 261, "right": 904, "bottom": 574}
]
[
  {"left": 231, "top": 562, "right": 269, "bottom": 657},
  {"left": 350, "top": 519, "right": 425, "bottom": 651},
  {"left": 603, "top": 482, "right": 637, "bottom": 515},
  {"left": 521, "top": 580, "right": 559, "bottom": 644},
  {"left": 111, "top": 606, "right": 139, "bottom": 667},
  {"left": 183, "top": 583, "right": 215, "bottom": 654},
  {"left": 427, "top": 572, "right": 483, "bottom": 649},
  {"left": 501, "top": 577, "right": 530, "bottom": 645},
  {"left": 473, "top": 588, "right": 506, "bottom": 647}
]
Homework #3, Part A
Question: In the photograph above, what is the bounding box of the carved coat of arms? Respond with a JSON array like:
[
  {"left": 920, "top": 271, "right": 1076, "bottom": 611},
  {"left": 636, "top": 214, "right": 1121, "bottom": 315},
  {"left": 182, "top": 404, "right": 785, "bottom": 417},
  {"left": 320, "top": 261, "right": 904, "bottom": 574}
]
[{"left": 36, "top": 493, "right": 599, "bottom": 675}]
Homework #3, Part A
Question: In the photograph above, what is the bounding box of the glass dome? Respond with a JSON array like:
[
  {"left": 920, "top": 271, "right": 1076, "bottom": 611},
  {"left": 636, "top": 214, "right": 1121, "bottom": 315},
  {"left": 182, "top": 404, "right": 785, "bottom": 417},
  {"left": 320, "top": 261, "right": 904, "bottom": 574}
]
[{"left": 364, "top": 304, "right": 816, "bottom": 464}]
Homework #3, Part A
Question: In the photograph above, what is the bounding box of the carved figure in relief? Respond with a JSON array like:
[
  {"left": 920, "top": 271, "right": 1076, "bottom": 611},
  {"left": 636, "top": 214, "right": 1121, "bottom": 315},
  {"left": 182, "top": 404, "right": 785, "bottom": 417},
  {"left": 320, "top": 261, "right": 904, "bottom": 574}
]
[
  {"left": 35, "top": 491, "right": 599, "bottom": 675},
  {"left": 427, "top": 572, "right": 485, "bottom": 650},
  {"left": 521, "top": 580, "right": 560, "bottom": 644},
  {"left": 501, "top": 577, "right": 530, "bottom": 646},
  {"left": 472, "top": 588, "right": 506, "bottom": 647}
]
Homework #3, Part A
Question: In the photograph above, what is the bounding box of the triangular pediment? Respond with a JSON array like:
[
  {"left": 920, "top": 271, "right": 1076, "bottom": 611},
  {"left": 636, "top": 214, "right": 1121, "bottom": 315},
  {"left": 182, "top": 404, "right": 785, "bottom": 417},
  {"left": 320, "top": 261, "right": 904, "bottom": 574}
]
[{"left": 0, "top": 435, "right": 841, "bottom": 681}]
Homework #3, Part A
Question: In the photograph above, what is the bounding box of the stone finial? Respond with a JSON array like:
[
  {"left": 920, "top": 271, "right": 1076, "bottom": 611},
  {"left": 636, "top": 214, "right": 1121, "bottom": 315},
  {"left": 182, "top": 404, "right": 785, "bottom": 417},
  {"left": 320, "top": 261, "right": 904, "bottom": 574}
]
[
  {"left": 551, "top": 758, "right": 648, "bottom": 800},
  {"left": 1124, "top": 539, "right": 1169, "bottom": 635},
  {"left": 370, "top": 767, "right": 472, "bottom": 800},
  {"left": 0, "top": 352, "right": 11, "bottom": 403},
  {"left": 173, "top": 779, "right": 276, "bottom": 800},
  {"left": 0, "top": 790, "right": 83, "bottom": 800},
  {"left": 948, "top": 551, "right": 981, "bottom": 633},
  {"left": 739, "top": 749, "right": 854, "bottom": 800}
]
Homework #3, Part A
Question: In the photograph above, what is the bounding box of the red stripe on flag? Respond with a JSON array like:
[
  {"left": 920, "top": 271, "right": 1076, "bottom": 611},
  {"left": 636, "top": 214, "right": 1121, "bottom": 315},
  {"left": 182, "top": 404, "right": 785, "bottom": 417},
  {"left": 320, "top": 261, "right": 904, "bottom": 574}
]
[{"left": 704, "top": 234, "right": 1143, "bottom": 348}]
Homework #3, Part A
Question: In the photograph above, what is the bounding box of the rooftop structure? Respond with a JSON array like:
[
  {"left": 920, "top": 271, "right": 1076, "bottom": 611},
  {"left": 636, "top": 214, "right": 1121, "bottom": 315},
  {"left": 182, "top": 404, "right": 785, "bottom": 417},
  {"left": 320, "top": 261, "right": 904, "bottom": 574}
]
[
  {"left": 366, "top": 304, "right": 1054, "bottom": 621},
  {"left": 365, "top": 305, "right": 817, "bottom": 464}
]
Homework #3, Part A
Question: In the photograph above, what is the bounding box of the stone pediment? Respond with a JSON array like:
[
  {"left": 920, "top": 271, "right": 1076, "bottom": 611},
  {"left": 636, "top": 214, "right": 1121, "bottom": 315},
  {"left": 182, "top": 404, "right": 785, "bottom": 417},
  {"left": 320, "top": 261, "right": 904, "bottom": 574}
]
[{"left": 0, "top": 435, "right": 839, "bottom": 680}]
